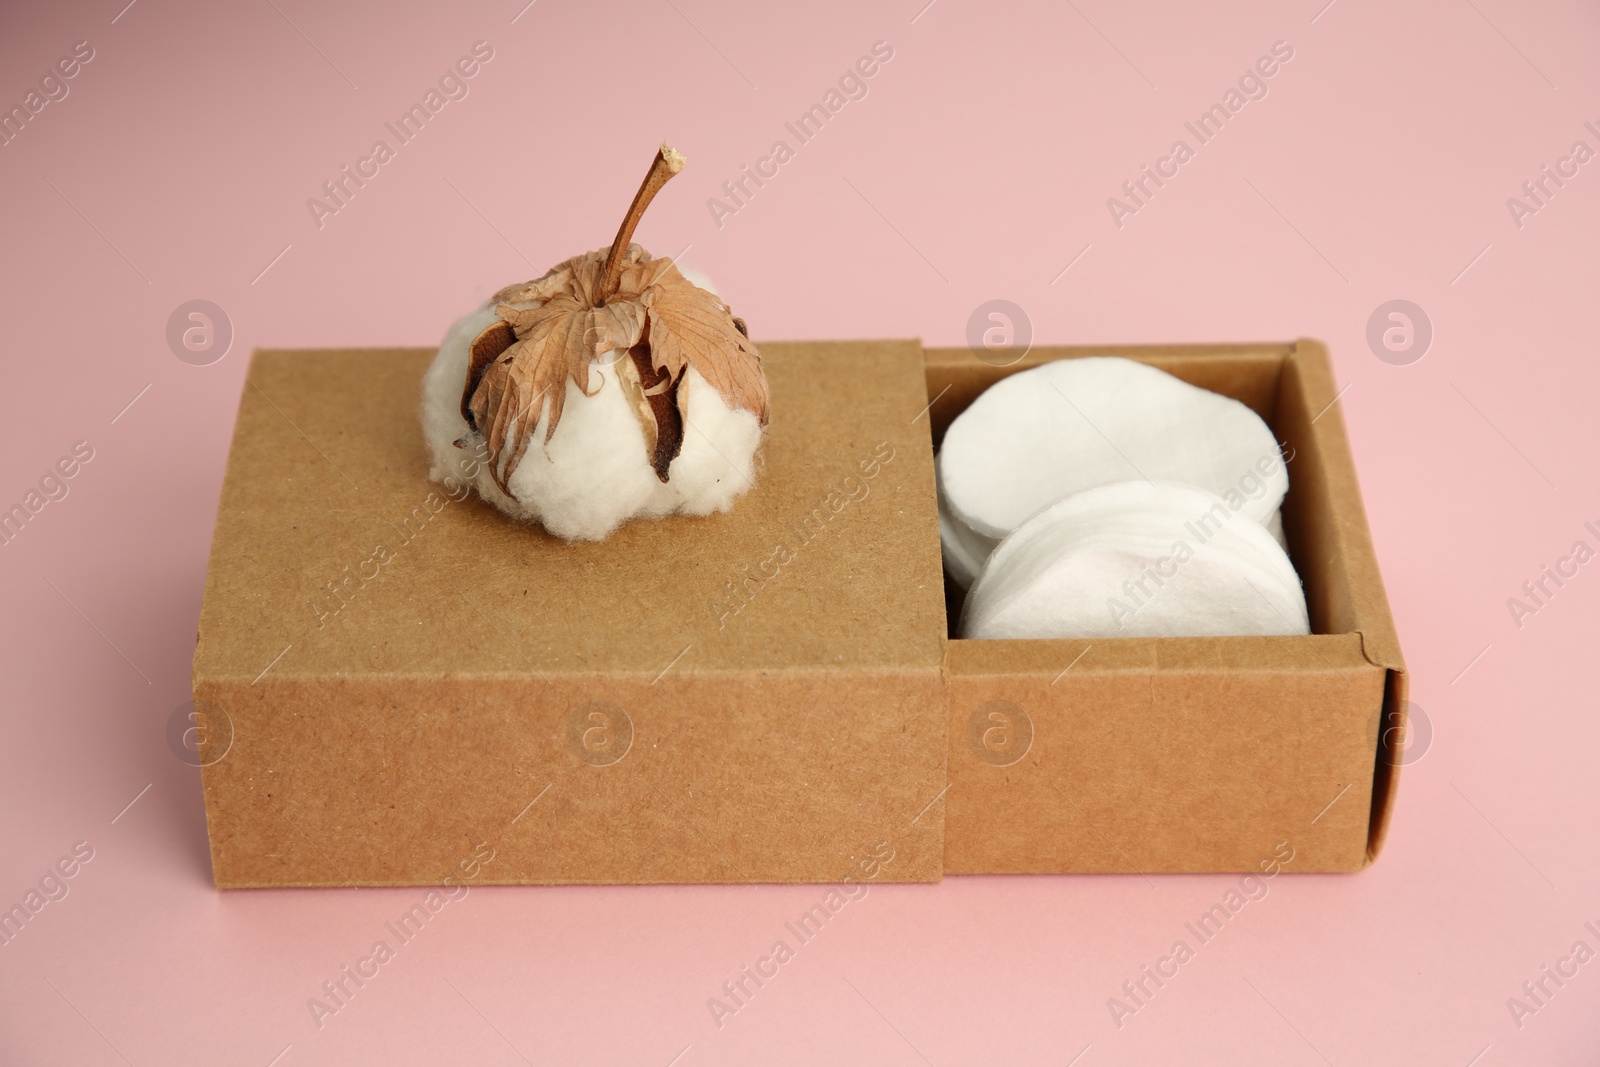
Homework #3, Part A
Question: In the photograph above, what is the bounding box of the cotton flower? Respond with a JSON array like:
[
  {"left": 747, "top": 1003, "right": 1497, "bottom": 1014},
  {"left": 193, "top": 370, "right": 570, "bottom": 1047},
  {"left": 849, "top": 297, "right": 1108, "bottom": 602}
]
[
  {"left": 422, "top": 269, "right": 764, "bottom": 541},
  {"left": 419, "top": 143, "right": 768, "bottom": 541}
]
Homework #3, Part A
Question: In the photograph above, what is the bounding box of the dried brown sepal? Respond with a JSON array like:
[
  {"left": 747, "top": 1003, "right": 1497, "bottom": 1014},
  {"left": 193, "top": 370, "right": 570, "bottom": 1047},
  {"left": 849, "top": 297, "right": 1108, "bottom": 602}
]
[
  {"left": 461, "top": 144, "right": 768, "bottom": 493},
  {"left": 461, "top": 319, "right": 516, "bottom": 430},
  {"left": 626, "top": 335, "right": 685, "bottom": 481},
  {"left": 636, "top": 268, "right": 769, "bottom": 426}
]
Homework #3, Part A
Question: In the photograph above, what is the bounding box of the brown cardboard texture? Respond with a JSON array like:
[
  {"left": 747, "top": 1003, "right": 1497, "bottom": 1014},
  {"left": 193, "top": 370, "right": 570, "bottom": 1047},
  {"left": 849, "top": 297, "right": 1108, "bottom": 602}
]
[
  {"left": 926, "top": 340, "right": 1407, "bottom": 875},
  {"left": 194, "top": 337, "right": 1405, "bottom": 886},
  {"left": 193, "top": 341, "right": 949, "bottom": 887}
]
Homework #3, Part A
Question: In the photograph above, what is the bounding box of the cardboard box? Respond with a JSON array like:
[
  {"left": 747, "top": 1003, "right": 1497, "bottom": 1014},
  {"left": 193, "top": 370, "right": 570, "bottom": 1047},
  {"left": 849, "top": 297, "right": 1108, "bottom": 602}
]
[
  {"left": 193, "top": 338, "right": 1405, "bottom": 886},
  {"left": 926, "top": 341, "right": 1406, "bottom": 874},
  {"left": 192, "top": 341, "right": 950, "bottom": 887}
]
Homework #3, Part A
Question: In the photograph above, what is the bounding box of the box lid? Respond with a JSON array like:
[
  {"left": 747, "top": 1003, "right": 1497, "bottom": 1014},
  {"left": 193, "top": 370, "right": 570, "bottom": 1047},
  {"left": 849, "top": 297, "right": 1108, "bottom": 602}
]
[
  {"left": 195, "top": 340, "right": 947, "bottom": 683},
  {"left": 193, "top": 340, "right": 950, "bottom": 886}
]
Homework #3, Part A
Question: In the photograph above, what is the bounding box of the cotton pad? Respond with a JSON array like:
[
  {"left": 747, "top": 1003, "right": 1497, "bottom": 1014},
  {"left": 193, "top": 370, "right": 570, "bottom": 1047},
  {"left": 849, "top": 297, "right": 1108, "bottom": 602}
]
[
  {"left": 959, "top": 481, "right": 1309, "bottom": 640},
  {"left": 422, "top": 270, "right": 763, "bottom": 542},
  {"left": 1265, "top": 509, "right": 1286, "bottom": 550},
  {"left": 937, "top": 487, "right": 994, "bottom": 589},
  {"left": 938, "top": 357, "right": 1287, "bottom": 582}
]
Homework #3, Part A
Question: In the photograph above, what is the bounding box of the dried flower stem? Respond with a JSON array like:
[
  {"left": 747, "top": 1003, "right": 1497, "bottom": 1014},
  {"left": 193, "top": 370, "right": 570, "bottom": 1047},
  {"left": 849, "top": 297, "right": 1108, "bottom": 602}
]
[{"left": 596, "top": 143, "right": 686, "bottom": 305}]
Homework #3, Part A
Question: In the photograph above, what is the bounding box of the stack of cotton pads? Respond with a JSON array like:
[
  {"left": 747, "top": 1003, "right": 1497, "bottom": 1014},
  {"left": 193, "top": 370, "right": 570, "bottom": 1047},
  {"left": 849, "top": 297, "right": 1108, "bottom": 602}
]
[{"left": 938, "top": 357, "right": 1309, "bottom": 639}]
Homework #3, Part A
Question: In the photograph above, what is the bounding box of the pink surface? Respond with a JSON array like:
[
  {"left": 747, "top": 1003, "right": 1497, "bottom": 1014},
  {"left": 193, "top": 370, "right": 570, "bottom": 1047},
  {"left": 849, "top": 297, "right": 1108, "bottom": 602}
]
[{"left": 2, "top": 0, "right": 1597, "bottom": 1063}]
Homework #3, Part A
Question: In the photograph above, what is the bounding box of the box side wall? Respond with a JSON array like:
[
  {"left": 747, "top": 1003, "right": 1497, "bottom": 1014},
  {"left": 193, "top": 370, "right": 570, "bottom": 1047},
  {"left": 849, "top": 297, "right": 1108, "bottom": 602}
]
[
  {"left": 196, "top": 669, "right": 946, "bottom": 887},
  {"left": 943, "top": 638, "right": 1385, "bottom": 874},
  {"left": 1275, "top": 343, "right": 1370, "bottom": 644},
  {"left": 1365, "top": 665, "right": 1410, "bottom": 862},
  {"left": 1280, "top": 340, "right": 1408, "bottom": 861}
]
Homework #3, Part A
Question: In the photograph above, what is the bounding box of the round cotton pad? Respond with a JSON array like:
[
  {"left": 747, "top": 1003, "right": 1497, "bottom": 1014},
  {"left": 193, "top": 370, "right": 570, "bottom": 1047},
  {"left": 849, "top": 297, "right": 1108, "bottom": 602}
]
[
  {"left": 959, "top": 481, "right": 1309, "bottom": 640},
  {"left": 1265, "top": 509, "right": 1286, "bottom": 550},
  {"left": 938, "top": 357, "right": 1288, "bottom": 551},
  {"left": 937, "top": 487, "right": 996, "bottom": 589}
]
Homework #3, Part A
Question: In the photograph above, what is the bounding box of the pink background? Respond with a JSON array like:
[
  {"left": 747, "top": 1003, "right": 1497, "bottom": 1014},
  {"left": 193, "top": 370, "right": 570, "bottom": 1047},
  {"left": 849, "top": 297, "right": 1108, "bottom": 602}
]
[{"left": 2, "top": 0, "right": 1597, "bottom": 1063}]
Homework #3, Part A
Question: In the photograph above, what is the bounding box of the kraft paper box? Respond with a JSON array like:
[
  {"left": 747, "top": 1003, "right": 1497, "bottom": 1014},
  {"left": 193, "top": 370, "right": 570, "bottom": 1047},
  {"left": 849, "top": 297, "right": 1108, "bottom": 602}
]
[
  {"left": 192, "top": 341, "right": 950, "bottom": 887},
  {"left": 926, "top": 341, "right": 1407, "bottom": 875},
  {"left": 192, "top": 337, "right": 1405, "bottom": 886}
]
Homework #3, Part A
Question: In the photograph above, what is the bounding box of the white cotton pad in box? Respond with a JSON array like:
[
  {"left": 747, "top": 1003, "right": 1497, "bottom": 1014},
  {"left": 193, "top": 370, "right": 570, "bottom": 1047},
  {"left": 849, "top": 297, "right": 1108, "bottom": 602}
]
[
  {"left": 937, "top": 486, "right": 994, "bottom": 589},
  {"left": 938, "top": 357, "right": 1288, "bottom": 584},
  {"left": 959, "top": 481, "right": 1309, "bottom": 640}
]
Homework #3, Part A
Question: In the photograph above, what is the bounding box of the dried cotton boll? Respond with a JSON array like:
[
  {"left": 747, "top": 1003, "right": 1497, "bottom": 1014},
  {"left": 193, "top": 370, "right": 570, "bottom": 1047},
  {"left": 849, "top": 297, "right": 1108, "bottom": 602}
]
[
  {"left": 420, "top": 143, "right": 769, "bottom": 541},
  {"left": 651, "top": 363, "right": 764, "bottom": 518},
  {"left": 959, "top": 481, "right": 1308, "bottom": 640},
  {"left": 938, "top": 357, "right": 1287, "bottom": 583},
  {"left": 423, "top": 283, "right": 763, "bottom": 541}
]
